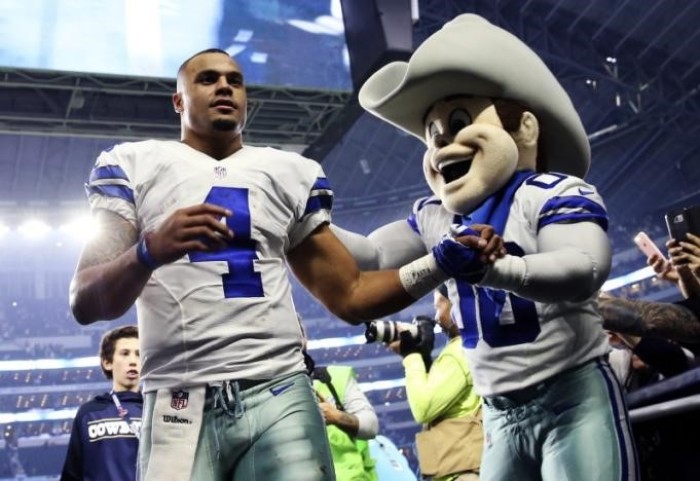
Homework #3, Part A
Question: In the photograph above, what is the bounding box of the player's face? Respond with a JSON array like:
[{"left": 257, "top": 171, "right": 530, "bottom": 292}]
[
  {"left": 423, "top": 96, "right": 519, "bottom": 215},
  {"left": 174, "top": 53, "right": 247, "bottom": 137},
  {"left": 103, "top": 337, "right": 141, "bottom": 392}
]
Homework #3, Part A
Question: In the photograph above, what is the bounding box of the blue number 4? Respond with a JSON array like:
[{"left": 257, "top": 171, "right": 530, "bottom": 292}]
[{"left": 189, "top": 187, "right": 264, "bottom": 298}]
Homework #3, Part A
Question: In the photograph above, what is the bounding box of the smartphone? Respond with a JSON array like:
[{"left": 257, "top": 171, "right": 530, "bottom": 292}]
[
  {"left": 665, "top": 205, "right": 700, "bottom": 241},
  {"left": 633, "top": 231, "right": 666, "bottom": 261}
]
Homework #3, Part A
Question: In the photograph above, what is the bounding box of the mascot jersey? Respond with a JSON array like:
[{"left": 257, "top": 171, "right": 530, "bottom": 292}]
[
  {"left": 409, "top": 171, "right": 610, "bottom": 396},
  {"left": 85, "top": 140, "right": 332, "bottom": 392}
]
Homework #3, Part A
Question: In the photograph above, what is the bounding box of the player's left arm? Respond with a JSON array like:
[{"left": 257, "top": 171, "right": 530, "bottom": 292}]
[
  {"left": 479, "top": 220, "right": 611, "bottom": 303},
  {"left": 288, "top": 223, "right": 417, "bottom": 325},
  {"left": 288, "top": 223, "right": 501, "bottom": 324}
]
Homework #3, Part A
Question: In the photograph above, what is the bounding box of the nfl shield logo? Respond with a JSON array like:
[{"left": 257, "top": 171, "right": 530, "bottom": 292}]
[
  {"left": 171, "top": 390, "right": 189, "bottom": 410},
  {"left": 214, "top": 165, "right": 227, "bottom": 179}
]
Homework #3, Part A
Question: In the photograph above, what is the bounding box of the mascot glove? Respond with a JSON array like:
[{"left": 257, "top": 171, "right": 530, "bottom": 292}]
[{"left": 432, "top": 225, "right": 487, "bottom": 284}]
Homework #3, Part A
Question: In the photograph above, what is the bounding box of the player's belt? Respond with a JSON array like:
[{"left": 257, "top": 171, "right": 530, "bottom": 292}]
[
  {"left": 206, "top": 378, "right": 271, "bottom": 414},
  {"left": 484, "top": 357, "right": 600, "bottom": 409},
  {"left": 209, "top": 378, "right": 270, "bottom": 393}
]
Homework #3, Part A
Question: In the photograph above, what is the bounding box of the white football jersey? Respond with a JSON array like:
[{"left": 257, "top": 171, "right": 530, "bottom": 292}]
[
  {"left": 86, "top": 140, "right": 332, "bottom": 392},
  {"left": 409, "top": 172, "right": 610, "bottom": 396}
]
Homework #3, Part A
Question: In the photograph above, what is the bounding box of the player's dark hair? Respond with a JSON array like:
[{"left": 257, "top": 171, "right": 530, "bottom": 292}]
[
  {"left": 99, "top": 325, "right": 138, "bottom": 380},
  {"left": 177, "top": 48, "right": 232, "bottom": 78}
]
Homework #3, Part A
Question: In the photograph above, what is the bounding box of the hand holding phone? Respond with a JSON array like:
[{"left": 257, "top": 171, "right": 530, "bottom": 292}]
[
  {"left": 633, "top": 231, "right": 667, "bottom": 261},
  {"left": 665, "top": 205, "right": 700, "bottom": 241}
]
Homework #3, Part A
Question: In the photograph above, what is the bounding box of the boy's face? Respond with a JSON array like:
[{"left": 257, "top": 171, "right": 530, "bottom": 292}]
[
  {"left": 422, "top": 96, "right": 520, "bottom": 214},
  {"left": 103, "top": 337, "right": 141, "bottom": 392}
]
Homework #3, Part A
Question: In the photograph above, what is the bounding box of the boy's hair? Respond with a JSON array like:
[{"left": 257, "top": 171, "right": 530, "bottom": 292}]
[{"left": 99, "top": 325, "right": 138, "bottom": 379}]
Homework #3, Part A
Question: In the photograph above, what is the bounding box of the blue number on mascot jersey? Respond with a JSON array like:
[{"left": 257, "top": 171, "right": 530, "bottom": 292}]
[
  {"left": 189, "top": 187, "right": 264, "bottom": 298},
  {"left": 457, "top": 242, "right": 540, "bottom": 348}
]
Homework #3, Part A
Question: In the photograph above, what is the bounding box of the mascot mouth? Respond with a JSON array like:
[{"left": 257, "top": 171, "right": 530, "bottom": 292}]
[{"left": 438, "top": 157, "right": 473, "bottom": 184}]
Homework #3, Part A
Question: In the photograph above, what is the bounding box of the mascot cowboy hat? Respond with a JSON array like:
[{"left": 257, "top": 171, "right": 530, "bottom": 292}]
[{"left": 358, "top": 13, "right": 590, "bottom": 178}]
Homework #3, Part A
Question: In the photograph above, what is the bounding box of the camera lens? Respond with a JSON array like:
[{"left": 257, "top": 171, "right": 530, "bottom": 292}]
[
  {"left": 379, "top": 321, "right": 398, "bottom": 343},
  {"left": 365, "top": 321, "right": 400, "bottom": 343},
  {"left": 364, "top": 322, "right": 379, "bottom": 343}
]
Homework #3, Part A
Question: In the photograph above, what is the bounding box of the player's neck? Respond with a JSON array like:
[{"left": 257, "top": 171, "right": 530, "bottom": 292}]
[{"left": 181, "top": 131, "right": 243, "bottom": 160}]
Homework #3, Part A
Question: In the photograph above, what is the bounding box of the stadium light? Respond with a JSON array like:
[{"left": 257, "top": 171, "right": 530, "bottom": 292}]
[
  {"left": 17, "top": 219, "right": 51, "bottom": 239},
  {"left": 60, "top": 215, "right": 100, "bottom": 241}
]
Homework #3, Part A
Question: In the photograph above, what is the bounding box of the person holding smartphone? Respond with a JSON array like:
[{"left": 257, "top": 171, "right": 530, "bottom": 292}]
[{"left": 645, "top": 211, "right": 700, "bottom": 299}]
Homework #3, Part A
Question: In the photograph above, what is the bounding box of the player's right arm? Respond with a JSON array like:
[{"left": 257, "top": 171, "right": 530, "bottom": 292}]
[
  {"left": 69, "top": 209, "right": 146, "bottom": 324},
  {"left": 69, "top": 205, "right": 233, "bottom": 325}
]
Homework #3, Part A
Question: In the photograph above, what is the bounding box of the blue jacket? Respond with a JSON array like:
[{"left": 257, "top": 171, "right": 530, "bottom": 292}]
[{"left": 61, "top": 391, "right": 142, "bottom": 481}]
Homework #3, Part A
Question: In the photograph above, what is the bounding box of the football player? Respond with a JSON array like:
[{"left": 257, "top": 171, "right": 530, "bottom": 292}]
[{"left": 69, "top": 48, "right": 502, "bottom": 481}]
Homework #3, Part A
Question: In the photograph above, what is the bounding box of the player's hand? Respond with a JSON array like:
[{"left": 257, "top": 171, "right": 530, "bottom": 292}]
[
  {"left": 458, "top": 223, "right": 507, "bottom": 263},
  {"left": 146, "top": 203, "right": 234, "bottom": 265},
  {"left": 432, "top": 224, "right": 504, "bottom": 283}
]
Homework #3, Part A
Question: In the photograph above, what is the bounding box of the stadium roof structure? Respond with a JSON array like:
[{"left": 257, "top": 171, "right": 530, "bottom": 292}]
[{"left": 0, "top": 0, "right": 698, "bottom": 228}]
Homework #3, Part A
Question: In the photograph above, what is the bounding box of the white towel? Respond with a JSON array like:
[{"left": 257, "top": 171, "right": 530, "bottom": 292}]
[{"left": 141, "top": 386, "right": 206, "bottom": 481}]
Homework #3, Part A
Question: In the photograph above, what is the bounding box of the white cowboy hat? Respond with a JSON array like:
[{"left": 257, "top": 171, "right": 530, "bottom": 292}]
[{"left": 358, "top": 13, "right": 590, "bottom": 178}]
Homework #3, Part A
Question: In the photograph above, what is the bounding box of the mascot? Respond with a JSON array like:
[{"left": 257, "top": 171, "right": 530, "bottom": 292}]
[{"left": 336, "top": 14, "right": 639, "bottom": 481}]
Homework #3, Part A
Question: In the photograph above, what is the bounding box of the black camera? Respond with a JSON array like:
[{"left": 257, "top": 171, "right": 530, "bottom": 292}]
[{"left": 364, "top": 316, "right": 435, "bottom": 344}]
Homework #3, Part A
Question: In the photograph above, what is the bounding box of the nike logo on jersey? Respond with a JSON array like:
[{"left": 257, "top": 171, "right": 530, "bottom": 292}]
[
  {"left": 270, "top": 382, "right": 294, "bottom": 396},
  {"left": 578, "top": 187, "right": 595, "bottom": 196}
]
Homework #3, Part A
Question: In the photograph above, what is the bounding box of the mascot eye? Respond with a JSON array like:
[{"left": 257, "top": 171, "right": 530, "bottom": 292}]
[
  {"left": 448, "top": 109, "right": 472, "bottom": 136},
  {"left": 427, "top": 121, "right": 440, "bottom": 140}
]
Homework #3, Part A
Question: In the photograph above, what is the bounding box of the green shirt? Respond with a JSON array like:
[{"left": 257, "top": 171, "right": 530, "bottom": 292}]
[{"left": 403, "top": 336, "right": 481, "bottom": 424}]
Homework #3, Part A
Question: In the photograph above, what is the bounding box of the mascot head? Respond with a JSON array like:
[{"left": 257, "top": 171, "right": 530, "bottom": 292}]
[{"left": 359, "top": 14, "right": 589, "bottom": 215}]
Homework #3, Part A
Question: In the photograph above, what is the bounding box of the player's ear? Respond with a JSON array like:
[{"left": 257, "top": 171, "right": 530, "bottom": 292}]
[{"left": 172, "top": 93, "right": 183, "bottom": 114}]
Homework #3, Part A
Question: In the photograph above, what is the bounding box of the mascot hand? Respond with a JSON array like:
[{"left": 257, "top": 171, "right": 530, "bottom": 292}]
[{"left": 432, "top": 224, "right": 488, "bottom": 283}]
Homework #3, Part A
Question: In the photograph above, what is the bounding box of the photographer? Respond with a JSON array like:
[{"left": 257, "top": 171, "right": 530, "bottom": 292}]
[
  {"left": 299, "top": 316, "right": 379, "bottom": 481},
  {"left": 312, "top": 364, "right": 379, "bottom": 481},
  {"left": 388, "top": 286, "right": 482, "bottom": 481}
]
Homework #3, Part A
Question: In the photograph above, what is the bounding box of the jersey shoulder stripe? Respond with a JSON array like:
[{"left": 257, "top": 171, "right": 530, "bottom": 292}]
[
  {"left": 538, "top": 195, "right": 608, "bottom": 232},
  {"left": 85, "top": 184, "right": 135, "bottom": 203},
  {"left": 303, "top": 176, "right": 334, "bottom": 218},
  {"left": 89, "top": 165, "right": 130, "bottom": 183},
  {"left": 516, "top": 172, "right": 608, "bottom": 233}
]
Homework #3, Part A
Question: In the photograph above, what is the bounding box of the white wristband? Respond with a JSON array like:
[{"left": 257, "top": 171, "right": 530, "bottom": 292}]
[{"left": 399, "top": 253, "right": 449, "bottom": 299}]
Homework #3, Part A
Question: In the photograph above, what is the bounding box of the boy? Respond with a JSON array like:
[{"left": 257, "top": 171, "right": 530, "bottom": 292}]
[{"left": 61, "top": 325, "right": 141, "bottom": 481}]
